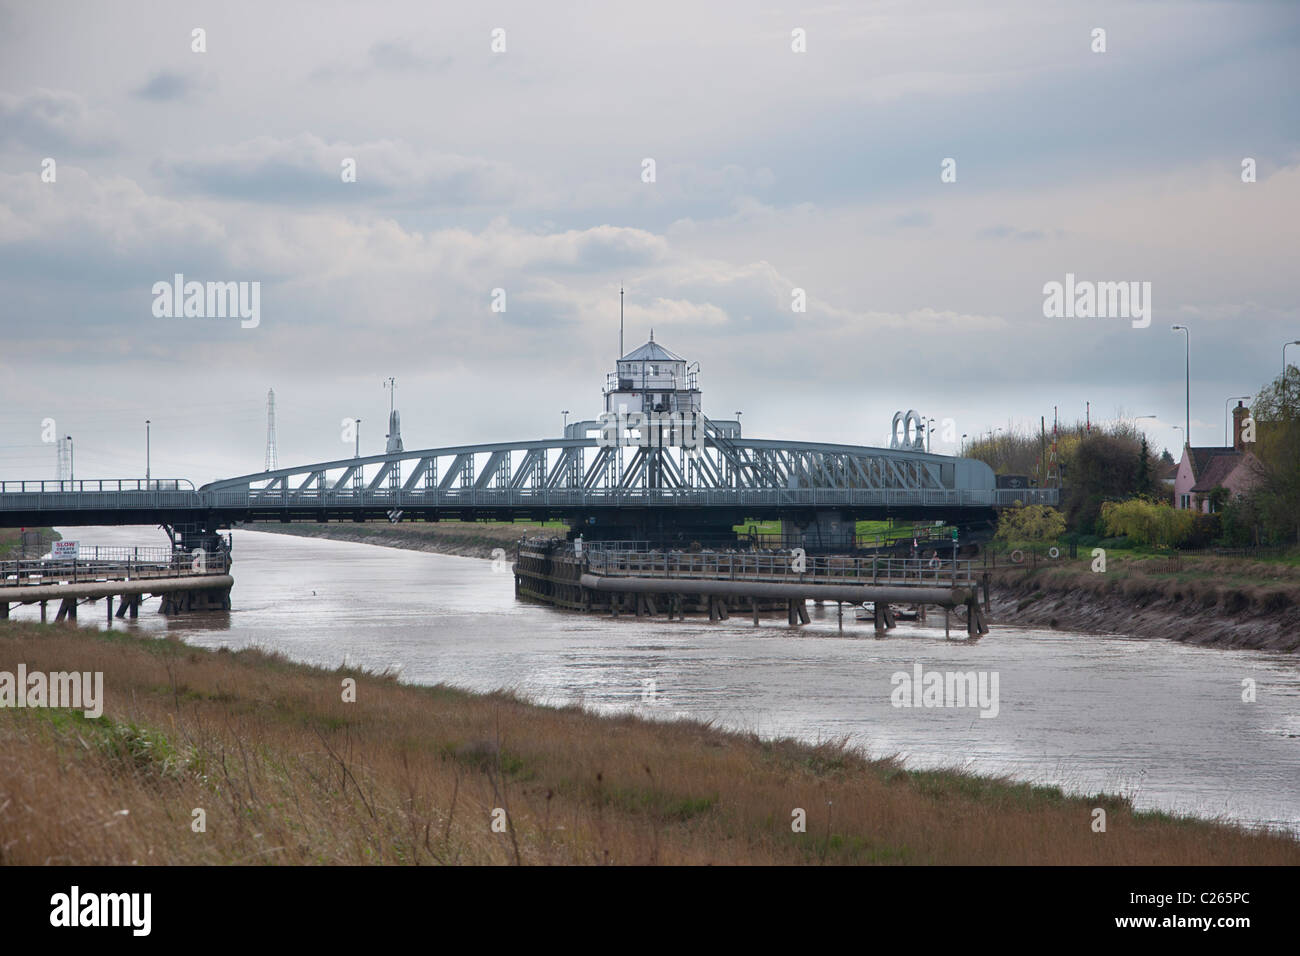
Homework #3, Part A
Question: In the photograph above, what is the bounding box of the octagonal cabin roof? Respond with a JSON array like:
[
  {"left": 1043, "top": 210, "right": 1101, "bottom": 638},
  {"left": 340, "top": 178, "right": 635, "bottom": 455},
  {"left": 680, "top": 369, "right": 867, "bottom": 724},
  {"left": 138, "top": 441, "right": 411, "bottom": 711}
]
[{"left": 620, "top": 338, "right": 684, "bottom": 363}]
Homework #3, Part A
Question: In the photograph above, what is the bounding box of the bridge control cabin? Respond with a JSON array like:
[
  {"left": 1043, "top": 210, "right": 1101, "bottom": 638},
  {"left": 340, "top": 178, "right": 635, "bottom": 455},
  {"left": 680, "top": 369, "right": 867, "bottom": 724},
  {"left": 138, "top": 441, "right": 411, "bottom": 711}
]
[
  {"left": 586, "top": 333, "right": 739, "bottom": 441},
  {"left": 605, "top": 334, "right": 702, "bottom": 418}
]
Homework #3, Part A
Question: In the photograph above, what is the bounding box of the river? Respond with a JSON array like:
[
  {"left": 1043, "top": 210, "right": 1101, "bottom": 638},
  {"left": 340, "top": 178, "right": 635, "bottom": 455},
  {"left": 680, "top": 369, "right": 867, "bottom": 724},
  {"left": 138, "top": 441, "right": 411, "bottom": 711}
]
[{"left": 12, "top": 525, "right": 1299, "bottom": 833}]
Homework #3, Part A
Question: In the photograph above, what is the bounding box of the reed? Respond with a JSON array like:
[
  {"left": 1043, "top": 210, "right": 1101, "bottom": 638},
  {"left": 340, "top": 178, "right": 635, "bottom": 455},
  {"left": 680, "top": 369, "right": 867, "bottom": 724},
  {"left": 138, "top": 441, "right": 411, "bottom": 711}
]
[{"left": 1, "top": 620, "right": 1295, "bottom": 865}]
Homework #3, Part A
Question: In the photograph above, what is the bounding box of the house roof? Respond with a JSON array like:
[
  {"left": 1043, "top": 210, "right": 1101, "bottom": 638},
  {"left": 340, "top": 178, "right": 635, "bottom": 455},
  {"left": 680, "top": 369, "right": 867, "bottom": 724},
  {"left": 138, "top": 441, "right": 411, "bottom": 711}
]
[
  {"left": 1188, "top": 445, "right": 1237, "bottom": 478},
  {"left": 1190, "top": 451, "right": 1254, "bottom": 493},
  {"left": 620, "top": 339, "right": 684, "bottom": 363}
]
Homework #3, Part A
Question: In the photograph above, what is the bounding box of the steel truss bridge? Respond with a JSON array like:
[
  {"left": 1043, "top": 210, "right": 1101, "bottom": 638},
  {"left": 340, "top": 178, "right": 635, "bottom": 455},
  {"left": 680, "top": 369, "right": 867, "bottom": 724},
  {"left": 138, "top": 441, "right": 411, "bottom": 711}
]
[{"left": 0, "top": 421, "right": 1058, "bottom": 542}]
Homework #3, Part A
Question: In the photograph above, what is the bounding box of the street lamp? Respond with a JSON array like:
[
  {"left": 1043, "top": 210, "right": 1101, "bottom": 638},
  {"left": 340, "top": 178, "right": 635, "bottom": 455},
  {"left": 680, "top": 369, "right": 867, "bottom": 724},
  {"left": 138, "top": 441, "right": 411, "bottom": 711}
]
[
  {"left": 1223, "top": 396, "right": 1250, "bottom": 445},
  {"left": 66, "top": 435, "right": 74, "bottom": 486},
  {"left": 1171, "top": 325, "right": 1190, "bottom": 447},
  {"left": 961, "top": 433, "right": 968, "bottom": 455},
  {"left": 925, "top": 417, "right": 935, "bottom": 453},
  {"left": 354, "top": 419, "right": 361, "bottom": 458},
  {"left": 562, "top": 409, "right": 569, "bottom": 432},
  {"left": 145, "top": 419, "right": 151, "bottom": 486}
]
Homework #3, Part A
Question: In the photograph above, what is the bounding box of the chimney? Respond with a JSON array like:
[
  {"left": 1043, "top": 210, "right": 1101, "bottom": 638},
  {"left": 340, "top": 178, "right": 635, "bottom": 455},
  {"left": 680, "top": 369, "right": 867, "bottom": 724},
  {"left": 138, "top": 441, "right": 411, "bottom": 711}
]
[{"left": 1233, "top": 401, "right": 1249, "bottom": 452}]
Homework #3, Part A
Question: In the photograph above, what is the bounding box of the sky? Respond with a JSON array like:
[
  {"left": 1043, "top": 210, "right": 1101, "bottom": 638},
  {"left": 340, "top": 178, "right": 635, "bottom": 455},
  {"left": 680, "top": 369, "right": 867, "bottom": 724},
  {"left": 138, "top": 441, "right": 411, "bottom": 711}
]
[{"left": 1, "top": 0, "right": 1297, "bottom": 485}]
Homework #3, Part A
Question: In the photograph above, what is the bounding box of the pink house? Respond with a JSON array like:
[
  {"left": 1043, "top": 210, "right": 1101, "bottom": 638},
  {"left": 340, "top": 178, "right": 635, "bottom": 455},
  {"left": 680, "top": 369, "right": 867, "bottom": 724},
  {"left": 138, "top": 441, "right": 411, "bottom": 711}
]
[{"left": 1173, "top": 402, "right": 1261, "bottom": 513}]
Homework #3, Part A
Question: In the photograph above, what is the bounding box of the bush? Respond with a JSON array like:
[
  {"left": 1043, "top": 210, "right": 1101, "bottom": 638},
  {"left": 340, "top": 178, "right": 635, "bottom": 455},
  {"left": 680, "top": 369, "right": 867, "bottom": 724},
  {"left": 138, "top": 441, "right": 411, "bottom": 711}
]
[
  {"left": 995, "top": 505, "right": 1066, "bottom": 544},
  {"left": 1099, "top": 499, "right": 1196, "bottom": 548}
]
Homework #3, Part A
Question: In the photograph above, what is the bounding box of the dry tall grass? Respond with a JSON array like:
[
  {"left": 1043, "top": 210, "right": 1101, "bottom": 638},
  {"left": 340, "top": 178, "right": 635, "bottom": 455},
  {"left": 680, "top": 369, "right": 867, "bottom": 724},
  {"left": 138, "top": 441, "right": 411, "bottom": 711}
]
[{"left": 1, "top": 621, "right": 1295, "bottom": 865}]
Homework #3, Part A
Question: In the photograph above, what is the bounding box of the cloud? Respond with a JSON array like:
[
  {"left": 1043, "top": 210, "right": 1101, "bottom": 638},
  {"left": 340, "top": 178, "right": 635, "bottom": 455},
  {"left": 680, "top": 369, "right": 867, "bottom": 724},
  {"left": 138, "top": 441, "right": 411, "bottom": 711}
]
[
  {"left": 0, "top": 88, "right": 118, "bottom": 153},
  {"left": 152, "top": 133, "right": 530, "bottom": 207},
  {"left": 977, "top": 224, "right": 1050, "bottom": 241},
  {"left": 133, "top": 70, "right": 214, "bottom": 102},
  {"left": 311, "top": 39, "right": 454, "bottom": 82}
]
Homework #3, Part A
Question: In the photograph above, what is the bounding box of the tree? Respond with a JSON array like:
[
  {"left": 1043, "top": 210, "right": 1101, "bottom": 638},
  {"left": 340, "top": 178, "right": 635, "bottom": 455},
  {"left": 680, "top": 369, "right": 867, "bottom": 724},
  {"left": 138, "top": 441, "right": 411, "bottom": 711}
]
[
  {"left": 1135, "top": 436, "right": 1154, "bottom": 496},
  {"left": 1246, "top": 366, "right": 1300, "bottom": 544},
  {"left": 1062, "top": 433, "right": 1142, "bottom": 533},
  {"left": 1252, "top": 363, "right": 1300, "bottom": 422},
  {"left": 1159, "top": 448, "right": 1175, "bottom": 467}
]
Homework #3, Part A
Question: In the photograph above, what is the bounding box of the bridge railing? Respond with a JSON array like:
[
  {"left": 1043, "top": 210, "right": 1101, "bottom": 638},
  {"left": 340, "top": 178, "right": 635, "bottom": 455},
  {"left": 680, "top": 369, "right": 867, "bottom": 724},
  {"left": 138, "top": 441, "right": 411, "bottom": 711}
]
[
  {"left": 0, "top": 481, "right": 1059, "bottom": 512},
  {"left": 586, "top": 549, "right": 975, "bottom": 588},
  {"left": 0, "top": 479, "right": 194, "bottom": 493},
  {"left": 221, "top": 487, "right": 1059, "bottom": 508}
]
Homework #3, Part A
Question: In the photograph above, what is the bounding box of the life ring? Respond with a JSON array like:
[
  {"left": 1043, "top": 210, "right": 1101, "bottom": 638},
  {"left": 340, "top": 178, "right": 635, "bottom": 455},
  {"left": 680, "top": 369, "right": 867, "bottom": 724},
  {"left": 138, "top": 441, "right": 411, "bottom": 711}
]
[
  {"left": 1010, "top": 549, "right": 1024, "bottom": 564},
  {"left": 1048, "top": 546, "right": 1060, "bottom": 559}
]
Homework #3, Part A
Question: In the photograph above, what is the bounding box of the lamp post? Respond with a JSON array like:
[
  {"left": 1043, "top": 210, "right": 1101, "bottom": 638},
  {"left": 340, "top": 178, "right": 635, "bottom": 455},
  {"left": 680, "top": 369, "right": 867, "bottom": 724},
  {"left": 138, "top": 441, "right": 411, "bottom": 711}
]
[
  {"left": 146, "top": 419, "right": 151, "bottom": 486},
  {"left": 1284, "top": 340, "right": 1300, "bottom": 416},
  {"left": 961, "top": 433, "right": 968, "bottom": 456},
  {"left": 354, "top": 419, "right": 361, "bottom": 458},
  {"left": 66, "top": 436, "right": 74, "bottom": 487},
  {"left": 1171, "top": 325, "right": 1189, "bottom": 448},
  {"left": 925, "top": 417, "right": 935, "bottom": 453},
  {"left": 1224, "top": 396, "right": 1250, "bottom": 445},
  {"left": 562, "top": 410, "right": 569, "bottom": 433}
]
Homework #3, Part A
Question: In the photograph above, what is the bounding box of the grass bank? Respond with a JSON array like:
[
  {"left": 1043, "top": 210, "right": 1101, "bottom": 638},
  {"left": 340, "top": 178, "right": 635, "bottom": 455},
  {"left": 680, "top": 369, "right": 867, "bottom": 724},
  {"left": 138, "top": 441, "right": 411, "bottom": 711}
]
[
  {"left": 989, "top": 551, "right": 1300, "bottom": 651},
  {"left": 0, "top": 527, "right": 60, "bottom": 560},
  {"left": 242, "top": 520, "right": 566, "bottom": 560},
  {"left": 2, "top": 620, "right": 1295, "bottom": 865}
]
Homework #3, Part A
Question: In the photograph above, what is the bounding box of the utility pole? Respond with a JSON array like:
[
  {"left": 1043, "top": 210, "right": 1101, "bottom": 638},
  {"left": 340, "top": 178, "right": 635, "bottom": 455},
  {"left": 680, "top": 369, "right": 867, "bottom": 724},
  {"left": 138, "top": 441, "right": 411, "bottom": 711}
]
[
  {"left": 1040, "top": 416, "right": 1046, "bottom": 488},
  {"left": 1172, "top": 325, "right": 1190, "bottom": 447},
  {"left": 146, "top": 419, "right": 151, "bottom": 485},
  {"left": 619, "top": 287, "right": 624, "bottom": 358}
]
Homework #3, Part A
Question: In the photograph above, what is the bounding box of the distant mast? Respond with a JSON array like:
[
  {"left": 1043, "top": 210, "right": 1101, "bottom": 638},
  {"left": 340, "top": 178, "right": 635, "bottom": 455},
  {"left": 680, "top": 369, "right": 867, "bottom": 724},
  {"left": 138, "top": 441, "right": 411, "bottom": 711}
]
[
  {"left": 384, "top": 377, "right": 403, "bottom": 453},
  {"left": 264, "top": 388, "right": 278, "bottom": 472},
  {"left": 619, "top": 286, "right": 624, "bottom": 361}
]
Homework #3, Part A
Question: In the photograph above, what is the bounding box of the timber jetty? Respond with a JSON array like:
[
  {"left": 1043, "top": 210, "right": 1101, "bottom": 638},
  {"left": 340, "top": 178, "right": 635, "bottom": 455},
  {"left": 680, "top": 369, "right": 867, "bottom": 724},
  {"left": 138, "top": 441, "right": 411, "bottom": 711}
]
[
  {"left": 515, "top": 538, "right": 990, "bottom": 637},
  {"left": 0, "top": 545, "right": 233, "bottom": 623}
]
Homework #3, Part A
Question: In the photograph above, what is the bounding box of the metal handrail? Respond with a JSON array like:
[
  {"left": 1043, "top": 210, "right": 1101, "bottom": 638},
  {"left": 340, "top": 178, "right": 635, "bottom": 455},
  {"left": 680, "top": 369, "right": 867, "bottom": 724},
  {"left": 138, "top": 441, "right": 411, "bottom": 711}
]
[
  {"left": 0, "top": 478, "right": 194, "bottom": 493},
  {"left": 0, "top": 552, "right": 229, "bottom": 588},
  {"left": 580, "top": 549, "right": 974, "bottom": 587}
]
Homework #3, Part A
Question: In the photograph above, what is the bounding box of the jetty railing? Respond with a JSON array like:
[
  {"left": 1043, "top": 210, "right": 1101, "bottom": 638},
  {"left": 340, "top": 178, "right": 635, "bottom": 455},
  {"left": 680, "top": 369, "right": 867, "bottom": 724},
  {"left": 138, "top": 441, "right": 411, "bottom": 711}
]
[
  {"left": 585, "top": 549, "right": 974, "bottom": 588},
  {"left": 0, "top": 549, "right": 230, "bottom": 588}
]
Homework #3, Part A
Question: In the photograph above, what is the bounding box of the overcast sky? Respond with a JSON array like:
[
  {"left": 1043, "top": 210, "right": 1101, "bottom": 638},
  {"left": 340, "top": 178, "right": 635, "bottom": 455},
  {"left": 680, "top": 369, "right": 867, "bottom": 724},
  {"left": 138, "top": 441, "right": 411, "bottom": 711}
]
[{"left": 1, "top": 0, "right": 1297, "bottom": 484}]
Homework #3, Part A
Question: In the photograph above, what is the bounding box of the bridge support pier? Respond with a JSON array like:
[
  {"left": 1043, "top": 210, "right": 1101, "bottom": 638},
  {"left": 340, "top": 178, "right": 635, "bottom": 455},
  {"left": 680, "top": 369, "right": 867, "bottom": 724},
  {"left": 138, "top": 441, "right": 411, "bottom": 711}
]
[
  {"left": 873, "top": 602, "right": 897, "bottom": 632},
  {"left": 40, "top": 601, "right": 46, "bottom": 623},
  {"left": 0, "top": 601, "right": 7, "bottom": 620},
  {"left": 786, "top": 599, "right": 809, "bottom": 626},
  {"left": 966, "top": 600, "right": 989, "bottom": 639}
]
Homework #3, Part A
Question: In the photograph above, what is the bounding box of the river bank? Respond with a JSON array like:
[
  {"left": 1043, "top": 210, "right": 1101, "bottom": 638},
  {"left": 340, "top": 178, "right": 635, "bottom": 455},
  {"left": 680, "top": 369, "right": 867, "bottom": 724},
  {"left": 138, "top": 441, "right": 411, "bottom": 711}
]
[
  {"left": 241, "top": 520, "right": 560, "bottom": 560},
  {"left": 988, "top": 555, "right": 1300, "bottom": 652},
  {"left": 245, "top": 524, "right": 1300, "bottom": 652},
  {"left": 2, "top": 618, "right": 1295, "bottom": 865}
]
